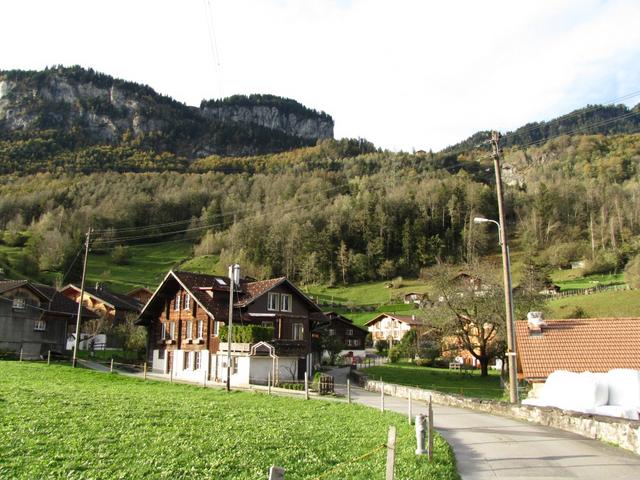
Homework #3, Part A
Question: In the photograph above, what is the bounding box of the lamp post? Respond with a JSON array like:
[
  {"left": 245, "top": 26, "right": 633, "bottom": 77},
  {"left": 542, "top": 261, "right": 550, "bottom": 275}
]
[{"left": 473, "top": 216, "right": 518, "bottom": 403}]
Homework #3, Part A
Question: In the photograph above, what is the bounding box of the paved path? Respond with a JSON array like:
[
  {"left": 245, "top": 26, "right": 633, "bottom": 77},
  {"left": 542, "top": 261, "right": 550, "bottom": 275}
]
[{"left": 328, "top": 367, "right": 640, "bottom": 479}]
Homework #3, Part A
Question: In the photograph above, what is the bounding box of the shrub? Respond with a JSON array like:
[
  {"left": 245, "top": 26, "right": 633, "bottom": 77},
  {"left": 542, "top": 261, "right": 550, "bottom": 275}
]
[
  {"left": 414, "top": 358, "right": 432, "bottom": 367},
  {"left": 110, "top": 245, "right": 131, "bottom": 265},
  {"left": 563, "top": 305, "right": 588, "bottom": 319},
  {"left": 388, "top": 346, "right": 400, "bottom": 363},
  {"left": 218, "top": 325, "right": 274, "bottom": 343},
  {"left": 625, "top": 254, "right": 640, "bottom": 289},
  {"left": 375, "top": 339, "right": 389, "bottom": 356},
  {"left": 582, "top": 250, "right": 622, "bottom": 276}
]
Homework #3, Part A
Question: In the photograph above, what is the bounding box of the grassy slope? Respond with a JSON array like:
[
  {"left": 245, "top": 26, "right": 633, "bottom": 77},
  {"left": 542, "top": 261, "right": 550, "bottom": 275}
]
[
  {"left": 546, "top": 289, "right": 640, "bottom": 318},
  {"left": 0, "top": 362, "right": 459, "bottom": 480},
  {"left": 86, "top": 240, "right": 194, "bottom": 292},
  {"left": 361, "top": 363, "right": 504, "bottom": 400}
]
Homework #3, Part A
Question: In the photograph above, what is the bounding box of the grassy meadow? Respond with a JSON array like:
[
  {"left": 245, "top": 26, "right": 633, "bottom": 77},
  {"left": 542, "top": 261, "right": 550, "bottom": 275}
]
[
  {"left": 546, "top": 288, "right": 640, "bottom": 318},
  {"left": 361, "top": 363, "right": 504, "bottom": 400},
  {"left": 0, "top": 361, "right": 459, "bottom": 480}
]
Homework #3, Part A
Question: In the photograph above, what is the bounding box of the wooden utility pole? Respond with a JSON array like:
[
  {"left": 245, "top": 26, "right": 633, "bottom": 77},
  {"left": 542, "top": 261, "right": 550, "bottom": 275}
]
[
  {"left": 226, "top": 264, "right": 239, "bottom": 392},
  {"left": 490, "top": 132, "right": 518, "bottom": 403},
  {"left": 72, "top": 228, "right": 92, "bottom": 368}
]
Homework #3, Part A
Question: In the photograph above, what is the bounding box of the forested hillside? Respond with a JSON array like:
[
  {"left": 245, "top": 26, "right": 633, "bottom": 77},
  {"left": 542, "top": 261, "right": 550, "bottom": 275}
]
[{"left": 1, "top": 66, "right": 639, "bottom": 288}]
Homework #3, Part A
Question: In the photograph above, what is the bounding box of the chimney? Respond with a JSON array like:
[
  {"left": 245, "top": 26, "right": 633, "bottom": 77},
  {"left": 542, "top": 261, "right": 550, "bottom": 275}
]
[
  {"left": 95, "top": 282, "right": 102, "bottom": 291},
  {"left": 412, "top": 315, "right": 416, "bottom": 322},
  {"left": 527, "top": 311, "right": 546, "bottom": 334}
]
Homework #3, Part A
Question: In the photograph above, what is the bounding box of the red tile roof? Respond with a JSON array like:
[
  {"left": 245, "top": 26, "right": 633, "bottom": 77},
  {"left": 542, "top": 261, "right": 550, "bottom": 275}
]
[{"left": 516, "top": 318, "right": 640, "bottom": 381}]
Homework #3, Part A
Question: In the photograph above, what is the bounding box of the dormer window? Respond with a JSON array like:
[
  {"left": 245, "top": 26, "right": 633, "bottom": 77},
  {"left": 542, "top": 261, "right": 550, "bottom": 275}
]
[
  {"left": 267, "top": 292, "right": 279, "bottom": 311},
  {"left": 346, "top": 328, "right": 354, "bottom": 336}
]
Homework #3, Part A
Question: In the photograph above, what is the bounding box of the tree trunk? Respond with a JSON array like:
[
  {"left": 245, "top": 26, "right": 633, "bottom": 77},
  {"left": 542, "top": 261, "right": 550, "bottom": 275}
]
[{"left": 479, "top": 357, "right": 489, "bottom": 377}]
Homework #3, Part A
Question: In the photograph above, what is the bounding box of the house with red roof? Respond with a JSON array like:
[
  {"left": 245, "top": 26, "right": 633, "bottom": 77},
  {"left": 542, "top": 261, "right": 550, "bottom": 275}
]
[
  {"left": 136, "top": 270, "right": 326, "bottom": 385},
  {"left": 516, "top": 316, "right": 640, "bottom": 383}
]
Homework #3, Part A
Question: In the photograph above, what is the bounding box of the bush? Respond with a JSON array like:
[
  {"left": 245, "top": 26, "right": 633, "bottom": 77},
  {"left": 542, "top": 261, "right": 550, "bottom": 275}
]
[
  {"left": 218, "top": 325, "right": 274, "bottom": 343},
  {"left": 280, "top": 382, "right": 304, "bottom": 390},
  {"left": 563, "top": 306, "right": 588, "bottom": 319},
  {"left": 388, "top": 346, "right": 400, "bottom": 363},
  {"left": 111, "top": 245, "right": 130, "bottom": 265},
  {"left": 625, "top": 254, "right": 640, "bottom": 289},
  {"left": 582, "top": 250, "right": 622, "bottom": 276},
  {"left": 375, "top": 339, "right": 389, "bottom": 356},
  {"left": 414, "top": 358, "right": 433, "bottom": 367}
]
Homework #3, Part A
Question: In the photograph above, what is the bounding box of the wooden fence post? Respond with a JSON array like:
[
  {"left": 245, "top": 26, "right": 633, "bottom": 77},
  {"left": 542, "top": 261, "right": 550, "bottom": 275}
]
[
  {"left": 169, "top": 367, "right": 173, "bottom": 383},
  {"left": 268, "top": 465, "right": 285, "bottom": 480},
  {"left": 203, "top": 369, "right": 207, "bottom": 388},
  {"left": 347, "top": 379, "right": 351, "bottom": 404},
  {"left": 386, "top": 426, "right": 396, "bottom": 480},
  {"left": 408, "top": 391, "right": 412, "bottom": 424},
  {"left": 380, "top": 381, "right": 385, "bottom": 412},
  {"left": 47, "top": 350, "right": 51, "bottom": 365},
  {"left": 110, "top": 358, "right": 114, "bottom": 373},
  {"left": 143, "top": 362, "right": 147, "bottom": 380},
  {"left": 19, "top": 348, "right": 23, "bottom": 362},
  {"left": 428, "top": 396, "right": 434, "bottom": 462},
  {"left": 268, "top": 372, "right": 272, "bottom": 395}
]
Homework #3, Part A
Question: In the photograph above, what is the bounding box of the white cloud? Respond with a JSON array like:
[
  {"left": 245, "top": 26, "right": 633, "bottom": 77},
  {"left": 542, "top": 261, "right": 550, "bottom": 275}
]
[{"left": 1, "top": 0, "right": 639, "bottom": 150}]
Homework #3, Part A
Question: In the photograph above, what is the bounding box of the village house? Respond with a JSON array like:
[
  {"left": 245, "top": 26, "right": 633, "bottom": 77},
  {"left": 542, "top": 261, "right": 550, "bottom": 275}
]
[
  {"left": 322, "top": 311, "right": 368, "bottom": 354},
  {"left": 126, "top": 286, "right": 153, "bottom": 305},
  {"left": 136, "top": 270, "right": 327, "bottom": 386},
  {"left": 402, "top": 292, "right": 429, "bottom": 307},
  {"left": 60, "top": 283, "right": 143, "bottom": 323},
  {"left": 364, "top": 313, "right": 424, "bottom": 345},
  {"left": 0, "top": 280, "right": 97, "bottom": 358}
]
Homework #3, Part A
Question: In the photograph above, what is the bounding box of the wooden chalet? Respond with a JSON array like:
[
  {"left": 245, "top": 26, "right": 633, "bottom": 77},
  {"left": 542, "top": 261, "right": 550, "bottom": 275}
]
[
  {"left": 364, "top": 313, "right": 424, "bottom": 345},
  {"left": 0, "top": 280, "right": 97, "bottom": 359},
  {"left": 323, "top": 311, "right": 368, "bottom": 351},
  {"left": 60, "top": 283, "right": 143, "bottom": 322},
  {"left": 126, "top": 287, "right": 153, "bottom": 305},
  {"left": 136, "top": 270, "right": 326, "bottom": 385}
]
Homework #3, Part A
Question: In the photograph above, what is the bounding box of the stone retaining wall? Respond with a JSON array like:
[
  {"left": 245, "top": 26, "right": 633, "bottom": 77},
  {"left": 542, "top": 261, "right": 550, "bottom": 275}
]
[{"left": 352, "top": 371, "right": 640, "bottom": 455}]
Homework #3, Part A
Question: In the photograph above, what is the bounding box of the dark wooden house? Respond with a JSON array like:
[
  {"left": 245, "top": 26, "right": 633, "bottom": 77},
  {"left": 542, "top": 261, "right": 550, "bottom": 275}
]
[
  {"left": 0, "top": 280, "right": 97, "bottom": 358},
  {"left": 323, "top": 311, "right": 368, "bottom": 350},
  {"left": 136, "top": 271, "right": 326, "bottom": 384}
]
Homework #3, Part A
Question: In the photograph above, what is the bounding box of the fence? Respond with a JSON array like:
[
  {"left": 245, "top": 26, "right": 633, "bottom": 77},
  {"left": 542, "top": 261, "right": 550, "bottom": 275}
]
[{"left": 554, "top": 283, "right": 630, "bottom": 299}]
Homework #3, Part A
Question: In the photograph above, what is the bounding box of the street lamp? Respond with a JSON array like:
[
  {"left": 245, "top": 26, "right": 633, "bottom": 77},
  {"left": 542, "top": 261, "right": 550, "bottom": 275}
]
[{"left": 474, "top": 216, "right": 518, "bottom": 403}]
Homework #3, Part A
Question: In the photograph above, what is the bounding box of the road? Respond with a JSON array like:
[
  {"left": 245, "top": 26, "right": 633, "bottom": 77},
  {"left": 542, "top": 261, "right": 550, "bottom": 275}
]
[{"left": 328, "top": 367, "right": 640, "bottom": 480}]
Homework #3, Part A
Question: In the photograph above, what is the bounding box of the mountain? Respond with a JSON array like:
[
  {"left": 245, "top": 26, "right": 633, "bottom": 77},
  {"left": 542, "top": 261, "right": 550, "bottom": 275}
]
[
  {"left": 0, "top": 66, "right": 333, "bottom": 159},
  {"left": 442, "top": 103, "right": 640, "bottom": 154}
]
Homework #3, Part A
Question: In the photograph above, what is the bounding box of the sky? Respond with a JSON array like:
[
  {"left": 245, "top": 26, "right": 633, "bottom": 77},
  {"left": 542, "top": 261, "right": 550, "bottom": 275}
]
[{"left": 2, "top": 0, "right": 640, "bottom": 151}]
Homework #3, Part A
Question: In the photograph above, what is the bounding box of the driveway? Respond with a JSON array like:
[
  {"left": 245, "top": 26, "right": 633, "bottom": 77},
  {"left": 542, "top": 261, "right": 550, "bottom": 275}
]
[{"left": 327, "top": 367, "right": 640, "bottom": 479}]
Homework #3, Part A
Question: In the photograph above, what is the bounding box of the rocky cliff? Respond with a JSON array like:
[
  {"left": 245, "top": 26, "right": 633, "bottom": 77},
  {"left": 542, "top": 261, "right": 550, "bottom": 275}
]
[{"left": 0, "top": 67, "right": 333, "bottom": 157}]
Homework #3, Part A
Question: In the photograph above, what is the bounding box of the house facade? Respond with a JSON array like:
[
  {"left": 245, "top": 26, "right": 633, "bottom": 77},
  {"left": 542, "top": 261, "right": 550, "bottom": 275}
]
[
  {"left": 323, "top": 311, "right": 368, "bottom": 354},
  {"left": 136, "top": 271, "right": 326, "bottom": 385},
  {"left": 0, "top": 280, "right": 96, "bottom": 358},
  {"left": 364, "top": 313, "right": 424, "bottom": 345},
  {"left": 60, "top": 283, "right": 143, "bottom": 323}
]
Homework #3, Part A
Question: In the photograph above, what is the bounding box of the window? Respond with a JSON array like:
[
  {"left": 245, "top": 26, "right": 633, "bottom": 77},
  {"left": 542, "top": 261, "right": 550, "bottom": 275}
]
[
  {"left": 232, "top": 357, "right": 238, "bottom": 374},
  {"left": 261, "top": 321, "right": 274, "bottom": 328},
  {"left": 346, "top": 329, "right": 354, "bottom": 336},
  {"left": 292, "top": 322, "right": 304, "bottom": 341},
  {"left": 328, "top": 328, "right": 336, "bottom": 336},
  {"left": 34, "top": 318, "right": 46, "bottom": 331},
  {"left": 174, "top": 293, "right": 181, "bottom": 311},
  {"left": 158, "top": 349, "right": 165, "bottom": 360},
  {"left": 194, "top": 351, "right": 201, "bottom": 370},
  {"left": 347, "top": 338, "right": 360, "bottom": 347},
  {"left": 185, "top": 320, "right": 193, "bottom": 339},
  {"left": 267, "top": 292, "right": 279, "bottom": 311},
  {"left": 169, "top": 322, "right": 176, "bottom": 340},
  {"left": 280, "top": 294, "right": 292, "bottom": 312},
  {"left": 12, "top": 297, "right": 26, "bottom": 310},
  {"left": 197, "top": 320, "right": 204, "bottom": 338},
  {"left": 183, "top": 351, "right": 190, "bottom": 370},
  {"left": 183, "top": 293, "right": 190, "bottom": 310},
  {"left": 160, "top": 322, "right": 167, "bottom": 340}
]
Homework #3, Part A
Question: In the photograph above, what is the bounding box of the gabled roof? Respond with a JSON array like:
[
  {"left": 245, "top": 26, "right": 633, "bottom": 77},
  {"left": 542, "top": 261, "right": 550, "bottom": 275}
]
[
  {"left": 61, "top": 284, "right": 143, "bottom": 312},
  {"left": 324, "top": 311, "right": 368, "bottom": 332},
  {"left": 363, "top": 313, "right": 424, "bottom": 327},
  {"left": 0, "top": 280, "right": 97, "bottom": 318},
  {"left": 137, "top": 270, "right": 322, "bottom": 325},
  {"left": 516, "top": 318, "right": 640, "bottom": 381},
  {"left": 126, "top": 286, "right": 153, "bottom": 296}
]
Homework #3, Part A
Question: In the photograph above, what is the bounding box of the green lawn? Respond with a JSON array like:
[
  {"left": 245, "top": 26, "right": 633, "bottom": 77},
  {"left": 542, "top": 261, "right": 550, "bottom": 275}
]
[
  {"left": 550, "top": 271, "right": 625, "bottom": 290},
  {"left": 546, "top": 289, "right": 640, "bottom": 318},
  {"left": 306, "top": 279, "right": 431, "bottom": 306},
  {"left": 361, "top": 363, "right": 504, "bottom": 400},
  {"left": 86, "top": 240, "right": 195, "bottom": 292},
  {"left": 179, "top": 254, "right": 223, "bottom": 275},
  {"left": 0, "top": 362, "right": 459, "bottom": 480}
]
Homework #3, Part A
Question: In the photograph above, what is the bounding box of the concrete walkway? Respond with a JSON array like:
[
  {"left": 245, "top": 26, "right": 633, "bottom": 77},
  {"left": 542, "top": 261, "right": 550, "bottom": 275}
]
[{"left": 328, "top": 367, "right": 640, "bottom": 479}]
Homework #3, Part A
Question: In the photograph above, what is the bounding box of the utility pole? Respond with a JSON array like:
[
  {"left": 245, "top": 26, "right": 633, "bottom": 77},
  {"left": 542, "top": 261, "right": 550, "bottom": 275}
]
[
  {"left": 72, "top": 228, "right": 92, "bottom": 368},
  {"left": 226, "top": 264, "right": 239, "bottom": 391},
  {"left": 490, "top": 131, "right": 518, "bottom": 403}
]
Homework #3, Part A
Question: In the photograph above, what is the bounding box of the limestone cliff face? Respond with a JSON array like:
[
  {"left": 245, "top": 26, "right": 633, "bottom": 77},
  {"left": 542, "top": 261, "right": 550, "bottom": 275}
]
[
  {"left": 0, "top": 68, "right": 333, "bottom": 157},
  {"left": 200, "top": 104, "right": 334, "bottom": 140}
]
